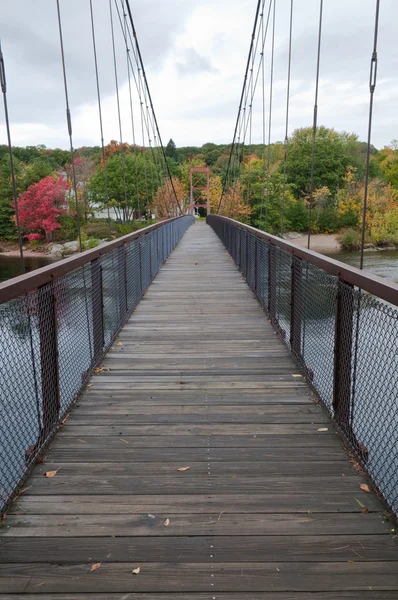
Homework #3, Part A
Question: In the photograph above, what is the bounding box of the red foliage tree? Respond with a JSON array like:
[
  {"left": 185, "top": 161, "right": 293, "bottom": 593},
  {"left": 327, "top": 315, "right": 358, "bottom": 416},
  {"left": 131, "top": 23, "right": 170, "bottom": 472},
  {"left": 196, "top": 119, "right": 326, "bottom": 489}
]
[{"left": 18, "top": 175, "right": 70, "bottom": 240}]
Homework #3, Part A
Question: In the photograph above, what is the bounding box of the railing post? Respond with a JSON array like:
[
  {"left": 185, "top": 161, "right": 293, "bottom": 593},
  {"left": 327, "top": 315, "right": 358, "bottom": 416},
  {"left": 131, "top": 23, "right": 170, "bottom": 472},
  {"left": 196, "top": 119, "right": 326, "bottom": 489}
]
[
  {"left": 268, "top": 244, "right": 277, "bottom": 322},
  {"left": 290, "top": 257, "right": 302, "bottom": 357},
  {"left": 118, "top": 246, "right": 127, "bottom": 321},
  {"left": 37, "top": 282, "right": 60, "bottom": 439},
  {"left": 245, "top": 231, "right": 249, "bottom": 282},
  {"left": 138, "top": 236, "right": 143, "bottom": 293},
  {"left": 253, "top": 235, "right": 258, "bottom": 294},
  {"left": 91, "top": 258, "right": 104, "bottom": 365},
  {"left": 149, "top": 232, "right": 153, "bottom": 282},
  {"left": 333, "top": 281, "right": 354, "bottom": 438}
]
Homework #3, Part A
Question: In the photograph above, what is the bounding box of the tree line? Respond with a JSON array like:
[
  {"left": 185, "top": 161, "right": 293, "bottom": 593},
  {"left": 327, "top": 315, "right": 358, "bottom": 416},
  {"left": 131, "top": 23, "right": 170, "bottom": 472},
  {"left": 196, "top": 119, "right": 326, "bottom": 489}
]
[{"left": 0, "top": 127, "right": 397, "bottom": 248}]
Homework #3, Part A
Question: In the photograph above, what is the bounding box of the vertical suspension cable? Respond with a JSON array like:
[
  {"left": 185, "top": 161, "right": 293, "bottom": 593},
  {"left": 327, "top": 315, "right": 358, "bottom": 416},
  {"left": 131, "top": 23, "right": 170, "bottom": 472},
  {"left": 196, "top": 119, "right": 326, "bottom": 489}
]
[
  {"left": 263, "top": 0, "right": 276, "bottom": 232},
  {"left": 109, "top": 0, "right": 129, "bottom": 222},
  {"left": 259, "top": 8, "right": 266, "bottom": 228},
  {"left": 307, "top": 0, "right": 324, "bottom": 249},
  {"left": 0, "top": 41, "right": 24, "bottom": 273},
  {"left": 360, "top": 0, "right": 380, "bottom": 270},
  {"left": 122, "top": 1, "right": 141, "bottom": 218},
  {"left": 245, "top": 36, "right": 255, "bottom": 223},
  {"left": 125, "top": 0, "right": 183, "bottom": 215},
  {"left": 56, "top": 1, "right": 93, "bottom": 369},
  {"left": 218, "top": 0, "right": 263, "bottom": 214},
  {"left": 114, "top": 0, "right": 169, "bottom": 218},
  {"left": 55, "top": 0, "right": 82, "bottom": 252},
  {"left": 280, "top": 0, "right": 294, "bottom": 236},
  {"left": 89, "top": 0, "right": 112, "bottom": 237}
]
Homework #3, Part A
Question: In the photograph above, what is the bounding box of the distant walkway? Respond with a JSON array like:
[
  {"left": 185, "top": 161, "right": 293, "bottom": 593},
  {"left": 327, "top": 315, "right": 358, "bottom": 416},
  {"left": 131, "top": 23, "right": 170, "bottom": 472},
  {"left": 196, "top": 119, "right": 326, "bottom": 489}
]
[{"left": 1, "top": 222, "right": 397, "bottom": 597}]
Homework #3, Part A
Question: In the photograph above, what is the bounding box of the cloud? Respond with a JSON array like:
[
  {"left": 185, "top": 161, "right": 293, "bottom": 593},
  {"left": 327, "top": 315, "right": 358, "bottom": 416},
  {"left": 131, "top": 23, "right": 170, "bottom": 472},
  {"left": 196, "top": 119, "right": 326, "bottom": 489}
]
[
  {"left": 176, "top": 48, "right": 218, "bottom": 76},
  {"left": 0, "top": 0, "right": 397, "bottom": 150}
]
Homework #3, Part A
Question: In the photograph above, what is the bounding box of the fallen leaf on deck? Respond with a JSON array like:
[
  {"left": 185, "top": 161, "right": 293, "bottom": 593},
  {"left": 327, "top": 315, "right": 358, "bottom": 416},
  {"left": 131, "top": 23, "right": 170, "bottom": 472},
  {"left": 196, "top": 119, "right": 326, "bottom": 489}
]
[
  {"left": 94, "top": 367, "right": 103, "bottom": 374},
  {"left": 177, "top": 466, "right": 191, "bottom": 472},
  {"left": 317, "top": 428, "right": 328, "bottom": 432},
  {"left": 116, "top": 342, "right": 123, "bottom": 347},
  {"left": 90, "top": 563, "right": 102, "bottom": 572},
  {"left": 132, "top": 567, "right": 141, "bottom": 575},
  {"left": 292, "top": 374, "right": 302, "bottom": 378},
  {"left": 360, "top": 483, "right": 370, "bottom": 493},
  {"left": 87, "top": 384, "right": 93, "bottom": 388},
  {"left": 33, "top": 582, "right": 46, "bottom": 589},
  {"left": 44, "top": 469, "right": 59, "bottom": 478},
  {"left": 354, "top": 497, "right": 366, "bottom": 509},
  {"left": 164, "top": 518, "right": 170, "bottom": 526}
]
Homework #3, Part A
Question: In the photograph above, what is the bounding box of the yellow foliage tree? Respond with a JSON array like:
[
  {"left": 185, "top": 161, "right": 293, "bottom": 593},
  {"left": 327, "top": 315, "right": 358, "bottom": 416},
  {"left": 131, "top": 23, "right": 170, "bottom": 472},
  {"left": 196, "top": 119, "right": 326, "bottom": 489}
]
[
  {"left": 209, "top": 175, "right": 223, "bottom": 214},
  {"left": 220, "top": 182, "right": 251, "bottom": 222},
  {"left": 150, "top": 177, "right": 187, "bottom": 219}
]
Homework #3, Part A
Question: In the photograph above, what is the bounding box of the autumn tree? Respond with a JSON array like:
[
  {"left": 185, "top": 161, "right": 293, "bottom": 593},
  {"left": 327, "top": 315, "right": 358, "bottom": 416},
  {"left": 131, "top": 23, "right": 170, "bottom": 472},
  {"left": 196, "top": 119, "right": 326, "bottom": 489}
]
[
  {"left": 18, "top": 175, "right": 70, "bottom": 240},
  {"left": 150, "top": 177, "right": 187, "bottom": 219},
  {"left": 220, "top": 182, "right": 251, "bottom": 222},
  {"left": 209, "top": 175, "right": 223, "bottom": 213}
]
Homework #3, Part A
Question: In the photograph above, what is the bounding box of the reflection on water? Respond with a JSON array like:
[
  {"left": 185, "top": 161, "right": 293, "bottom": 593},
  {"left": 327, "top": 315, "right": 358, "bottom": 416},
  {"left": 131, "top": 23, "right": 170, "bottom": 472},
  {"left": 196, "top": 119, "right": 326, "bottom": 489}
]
[
  {"left": 327, "top": 249, "right": 398, "bottom": 283},
  {"left": 0, "top": 255, "right": 59, "bottom": 283}
]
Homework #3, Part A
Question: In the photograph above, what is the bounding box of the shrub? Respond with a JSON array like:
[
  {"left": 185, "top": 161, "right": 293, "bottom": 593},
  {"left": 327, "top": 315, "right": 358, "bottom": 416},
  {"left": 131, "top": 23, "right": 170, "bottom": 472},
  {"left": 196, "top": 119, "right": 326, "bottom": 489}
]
[
  {"left": 83, "top": 238, "right": 100, "bottom": 250},
  {"left": 339, "top": 229, "right": 361, "bottom": 250}
]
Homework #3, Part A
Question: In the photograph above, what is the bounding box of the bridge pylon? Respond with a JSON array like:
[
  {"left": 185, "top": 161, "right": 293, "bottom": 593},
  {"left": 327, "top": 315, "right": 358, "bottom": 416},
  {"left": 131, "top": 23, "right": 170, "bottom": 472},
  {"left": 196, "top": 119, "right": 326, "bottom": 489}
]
[{"left": 189, "top": 166, "right": 210, "bottom": 216}]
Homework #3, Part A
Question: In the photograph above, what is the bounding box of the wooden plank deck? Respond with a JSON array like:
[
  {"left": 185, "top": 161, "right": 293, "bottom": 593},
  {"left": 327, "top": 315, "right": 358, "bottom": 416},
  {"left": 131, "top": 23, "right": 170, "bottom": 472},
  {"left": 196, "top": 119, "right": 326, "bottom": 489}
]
[{"left": 1, "top": 221, "right": 397, "bottom": 598}]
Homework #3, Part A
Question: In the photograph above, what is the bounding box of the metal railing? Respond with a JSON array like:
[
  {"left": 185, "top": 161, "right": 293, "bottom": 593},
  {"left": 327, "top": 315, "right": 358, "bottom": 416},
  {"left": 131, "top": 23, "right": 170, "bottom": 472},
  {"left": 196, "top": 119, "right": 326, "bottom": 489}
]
[
  {"left": 0, "top": 215, "right": 194, "bottom": 514},
  {"left": 208, "top": 214, "right": 398, "bottom": 516}
]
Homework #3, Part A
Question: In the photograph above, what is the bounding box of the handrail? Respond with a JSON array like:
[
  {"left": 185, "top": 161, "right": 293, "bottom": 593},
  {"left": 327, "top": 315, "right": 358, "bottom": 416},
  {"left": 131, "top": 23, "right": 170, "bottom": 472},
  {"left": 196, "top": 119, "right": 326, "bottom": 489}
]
[
  {"left": 207, "top": 214, "right": 398, "bottom": 517},
  {"left": 0, "top": 215, "right": 194, "bottom": 515},
  {"left": 0, "top": 216, "right": 185, "bottom": 304},
  {"left": 209, "top": 215, "right": 398, "bottom": 307}
]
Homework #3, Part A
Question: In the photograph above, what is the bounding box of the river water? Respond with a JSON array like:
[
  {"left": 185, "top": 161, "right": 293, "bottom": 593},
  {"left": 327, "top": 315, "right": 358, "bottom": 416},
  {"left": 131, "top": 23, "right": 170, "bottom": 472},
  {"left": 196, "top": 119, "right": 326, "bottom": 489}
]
[
  {"left": 0, "top": 255, "right": 58, "bottom": 283},
  {"left": 328, "top": 248, "right": 398, "bottom": 282}
]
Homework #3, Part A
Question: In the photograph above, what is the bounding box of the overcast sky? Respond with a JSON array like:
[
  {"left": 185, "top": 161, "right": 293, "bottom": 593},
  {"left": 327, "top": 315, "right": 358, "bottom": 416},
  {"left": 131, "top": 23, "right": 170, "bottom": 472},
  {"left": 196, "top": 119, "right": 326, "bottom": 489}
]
[{"left": 0, "top": 0, "right": 397, "bottom": 151}]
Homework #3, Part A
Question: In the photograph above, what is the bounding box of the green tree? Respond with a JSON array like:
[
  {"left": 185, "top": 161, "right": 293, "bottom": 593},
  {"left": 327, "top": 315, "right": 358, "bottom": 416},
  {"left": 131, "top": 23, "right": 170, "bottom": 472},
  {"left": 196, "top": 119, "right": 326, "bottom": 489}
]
[
  {"left": 88, "top": 152, "right": 160, "bottom": 222},
  {"left": 22, "top": 159, "right": 54, "bottom": 190},
  {"left": 165, "top": 139, "right": 178, "bottom": 162},
  {"left": 284, "top": 126, "right": 353, "bottom": 198},
  {"left": 0, "top": 155, "right": 23, "bottom": 239}
]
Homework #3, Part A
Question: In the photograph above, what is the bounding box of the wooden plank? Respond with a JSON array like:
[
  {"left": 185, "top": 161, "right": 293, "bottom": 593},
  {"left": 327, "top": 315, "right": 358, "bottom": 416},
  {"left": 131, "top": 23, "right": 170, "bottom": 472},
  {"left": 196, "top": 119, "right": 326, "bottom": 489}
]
[
  {"left": 39, "top": 447, "right": 349, "bottom": 463},
  {"left": 1, "top": 562, "right": 398, "bottom": 594},
  {"left": 3, "top": 593, "right": 398, "bottom": 600},
  {"left": 1, "top": 222, "right": 396, "bottom": 597},
  {"left": 2, "top": 513, "right": 390, "bottom": 537},
  {"left": 31, "top": 461, "right": 354, "bottom": 477},
  {"left": 23, "top": 475, "right": 369, "bottom": 495},
  {"left": 1, "top": 535, "right": 396, "bottom": 563},
  {"left": 10, "top": 492, "right": 385, "bottom": 515},
  {"left": 49, "top": 434, "right": 345, "bottom": 448},
  {"left": 56, "top": 424, "right": 336, "bottom": 436}
]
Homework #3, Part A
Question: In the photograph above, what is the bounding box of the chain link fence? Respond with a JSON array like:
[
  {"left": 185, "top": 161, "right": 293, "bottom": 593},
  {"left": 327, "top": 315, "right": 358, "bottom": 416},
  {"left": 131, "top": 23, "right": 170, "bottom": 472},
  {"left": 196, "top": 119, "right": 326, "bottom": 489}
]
[
  {"left": 208, "top": 214, "right": 398, "bottom": 517},
  {"left": 0, "top": 216, "right": 194, "bottom": 514}
]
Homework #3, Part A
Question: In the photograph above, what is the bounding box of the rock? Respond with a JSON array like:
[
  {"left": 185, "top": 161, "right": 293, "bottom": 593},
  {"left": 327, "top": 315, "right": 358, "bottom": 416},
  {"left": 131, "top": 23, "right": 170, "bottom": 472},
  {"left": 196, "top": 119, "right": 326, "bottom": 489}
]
[
  {"left": 61, "top": 247, "right": 77, "bottom": 256},
  {"left": 63, "top": 240, "right": 79, "bottom": 250},
  {"left": 281, "top": 232, "right": 302, "bottom": 240},
  {"left": 47, "top": 243, "right": 64, "bottom": 256}
]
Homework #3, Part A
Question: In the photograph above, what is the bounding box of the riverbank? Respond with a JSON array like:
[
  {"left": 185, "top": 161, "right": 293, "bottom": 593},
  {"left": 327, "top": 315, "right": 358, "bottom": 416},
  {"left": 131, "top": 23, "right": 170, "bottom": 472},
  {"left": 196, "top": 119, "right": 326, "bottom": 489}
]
[{"left": 293, "top": 233, "right": 341, "bottom": 253}]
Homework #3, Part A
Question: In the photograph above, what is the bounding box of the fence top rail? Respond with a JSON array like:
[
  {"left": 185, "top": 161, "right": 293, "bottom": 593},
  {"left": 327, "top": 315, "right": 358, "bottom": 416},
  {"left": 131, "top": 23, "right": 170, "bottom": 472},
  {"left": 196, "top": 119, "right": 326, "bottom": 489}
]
[
  {"left": 208, "top": 215, "right": 398, "bottom": 307},
  {"left": 0, "top": 216, "right": 187, "bottom": 304}
]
